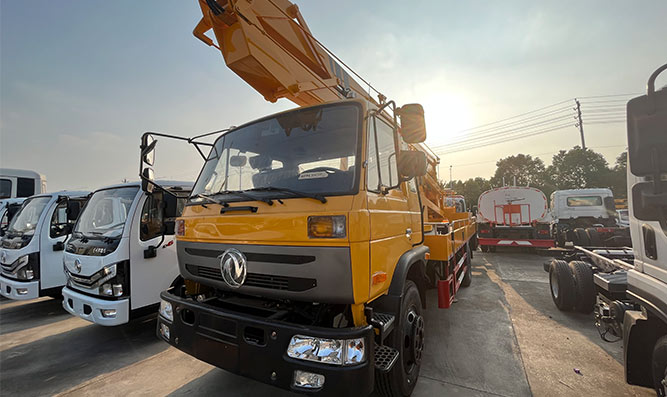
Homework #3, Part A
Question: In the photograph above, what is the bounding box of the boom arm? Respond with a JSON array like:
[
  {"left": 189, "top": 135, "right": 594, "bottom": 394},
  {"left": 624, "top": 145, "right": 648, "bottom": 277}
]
[{"left": 194, "top": 0, "right": 371, "bottom": 106}]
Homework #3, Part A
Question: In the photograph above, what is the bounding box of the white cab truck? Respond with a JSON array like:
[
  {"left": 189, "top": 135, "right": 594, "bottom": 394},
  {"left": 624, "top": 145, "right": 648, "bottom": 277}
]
[
  {"left": 550, "top": 188, "right": 631, "bottom": 247},
  {"left": 61, "top": 181, "right": 191, "bottom": 326},
  {"left": 477, "top": 186, "right": 553, "bottom": 251},
  {"left": 545, "top": 65, "right": 667, "bottom": 395},
  {"left": 0, "top": 168, "right": 47, "bottom": 199},
  {"left": 0, "top": 191, "right": 88, "bottom": 300}
]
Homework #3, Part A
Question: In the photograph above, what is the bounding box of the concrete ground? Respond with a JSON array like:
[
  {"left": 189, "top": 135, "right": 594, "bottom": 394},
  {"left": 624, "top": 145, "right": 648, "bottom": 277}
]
[{"left": 0, "top": 251, "right": 654, "bottom": 396}]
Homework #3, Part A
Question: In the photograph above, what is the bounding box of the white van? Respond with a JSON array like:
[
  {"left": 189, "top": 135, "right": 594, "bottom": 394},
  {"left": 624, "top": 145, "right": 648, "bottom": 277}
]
[
  {"left": 0, "top": 169, "right": 47, "bottom": 199},
  {"left": 0, "top": 191, "right": 89, "bottom": 300},
  {"left": 62, "top": 181, "right": 191, "bottom": 326}
]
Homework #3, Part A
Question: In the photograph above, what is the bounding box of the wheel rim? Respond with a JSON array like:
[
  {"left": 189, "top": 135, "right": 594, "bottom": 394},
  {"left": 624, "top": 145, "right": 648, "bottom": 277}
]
[
  {"left": 402, "top": 307, "right": 425, "bottom": 374},
  {"left": 550, "top": 271, "right": 559, "bottom": 298}
]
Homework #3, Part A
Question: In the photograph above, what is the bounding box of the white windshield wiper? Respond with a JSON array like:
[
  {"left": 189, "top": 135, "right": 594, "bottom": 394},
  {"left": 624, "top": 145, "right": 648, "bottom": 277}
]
[{"left": 246, "top": 187, "right": 327, "bottom": 203}]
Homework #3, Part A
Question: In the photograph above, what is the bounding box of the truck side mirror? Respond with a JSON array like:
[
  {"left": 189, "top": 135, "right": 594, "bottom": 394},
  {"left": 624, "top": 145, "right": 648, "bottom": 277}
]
[
  {"left": 163, "top": 193, "right": 179, "bottom": 218},
  {"left": 398, "top": 150, "right": 428, "bottom": 179},
  {"left": 397, "top": 104, "right": 426, "bottom": 143},
  {"left": 66, "top": 200, "right": 82, "bottom": 221},
  {"left": 140, "top": 134, "right": 157, "bottom": 193},
  {"left": 627, "top": 63, "right": 667, "bottom": 227}
]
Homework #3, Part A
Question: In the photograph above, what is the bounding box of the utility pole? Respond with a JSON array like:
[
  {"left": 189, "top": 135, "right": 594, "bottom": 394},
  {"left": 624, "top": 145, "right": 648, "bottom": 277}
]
[
  {"left": 575, "top": 98, "right": 586, "bottom": 150},
  {"left": 449, "top": 165, "right": 453, "bottom": 189}
]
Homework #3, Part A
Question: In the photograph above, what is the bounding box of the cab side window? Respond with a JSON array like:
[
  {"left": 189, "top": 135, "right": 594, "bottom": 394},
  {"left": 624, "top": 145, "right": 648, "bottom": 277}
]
[
  {"left": 140, "top": 192, "right": 164, "bottom": 241},
  {"left": 50, "top": 202, "right": 70, "bottom": 238},
  {"left": 366, "top": 116, "right": 399, "bottom": 192},
  {"left": 140, "top": 192, "right": 187, "bottom": 241}
]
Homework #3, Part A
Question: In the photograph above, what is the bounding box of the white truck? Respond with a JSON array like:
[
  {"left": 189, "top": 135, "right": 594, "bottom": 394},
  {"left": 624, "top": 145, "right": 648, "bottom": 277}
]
[
  {"left": 477, "top": 186, "right": 553, "bottom": 251},
  {"left": 61, "top": 181, "right": 191, "bottom": 326},
  {"left": 546, "top": 64, "right": 667, "bottom": 395},
  {"left": 550, "top": 188, "right": 631, "bottom": 247},
  {"left": 0, "top": 191, "right": 88, "bottom": 300},
  {"left": 0, "top": 168, "right": 47, "bottom": 199}
]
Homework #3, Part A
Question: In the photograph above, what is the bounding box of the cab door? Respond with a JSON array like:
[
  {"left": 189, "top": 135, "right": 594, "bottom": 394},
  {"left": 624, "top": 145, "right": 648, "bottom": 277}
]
[
  {"left": 366, "top": 114, "right": 413, "bottom": 298},
  {"left": 40, "top": 199, "right": 69, "bottom": 289},
  {"left": 129, "top": 191, "right": 182, "bottom": 310}
]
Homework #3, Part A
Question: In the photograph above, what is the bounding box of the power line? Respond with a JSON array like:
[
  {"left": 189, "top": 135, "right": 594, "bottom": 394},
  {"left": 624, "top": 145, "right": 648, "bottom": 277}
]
[{"left": 440, "top": 114, "right": 575, "bottom": 149}]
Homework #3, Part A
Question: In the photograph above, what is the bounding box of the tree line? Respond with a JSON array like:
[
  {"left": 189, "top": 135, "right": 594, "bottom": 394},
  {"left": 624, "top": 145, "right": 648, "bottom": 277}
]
[{"left": 446, "top": 146, "right": 627, "bottom": 209}]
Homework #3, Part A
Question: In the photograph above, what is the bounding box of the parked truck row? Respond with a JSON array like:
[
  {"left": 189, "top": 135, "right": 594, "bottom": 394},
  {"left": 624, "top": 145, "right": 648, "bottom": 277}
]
[
  {"left": 476, "top": 186, "right": 631, "bottom": 251},
  {"left": 0, "top": 1, "right": 663, "bottom": 396}
]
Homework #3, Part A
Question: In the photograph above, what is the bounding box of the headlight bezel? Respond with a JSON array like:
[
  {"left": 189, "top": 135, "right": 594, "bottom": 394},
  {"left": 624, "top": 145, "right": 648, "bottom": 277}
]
[
  {"left": 159, "top": 300, "right": 174, "bottom": 322},
  {"left": 286, "top": 334, "right": 366, "bottom": 366}
]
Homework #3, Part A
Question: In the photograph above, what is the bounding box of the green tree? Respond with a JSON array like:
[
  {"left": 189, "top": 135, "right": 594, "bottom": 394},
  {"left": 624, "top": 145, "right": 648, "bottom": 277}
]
[
  {"left": 609, "top": 151, "right": 628, "bottom": 198},
  {"left": 546, "top": 146, "right": 612, "bottom": 189},
  {"left": 490, "top": 154, "right": 547, "bottom": 187}
]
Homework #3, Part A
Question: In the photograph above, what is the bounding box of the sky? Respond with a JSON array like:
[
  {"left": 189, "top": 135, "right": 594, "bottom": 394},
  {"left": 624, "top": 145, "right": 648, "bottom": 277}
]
[{"left": 1, "top": 0, "right": 666, "bottom": 191}]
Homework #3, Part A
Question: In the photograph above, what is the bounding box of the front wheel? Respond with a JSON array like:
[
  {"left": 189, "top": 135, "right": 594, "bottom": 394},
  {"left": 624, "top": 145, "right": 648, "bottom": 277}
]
[
  {"left": 653, "top": 336, "right": 667, "bottom": 397},
  {"left": 376, "top": 280, "right": 424, "bottom": 397}
]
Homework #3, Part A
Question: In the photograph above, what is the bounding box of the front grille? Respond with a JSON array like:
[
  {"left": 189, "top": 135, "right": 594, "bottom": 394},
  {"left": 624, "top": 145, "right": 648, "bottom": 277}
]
[{"left": 186, "top": 264, "right": 316, "bottom": 292}]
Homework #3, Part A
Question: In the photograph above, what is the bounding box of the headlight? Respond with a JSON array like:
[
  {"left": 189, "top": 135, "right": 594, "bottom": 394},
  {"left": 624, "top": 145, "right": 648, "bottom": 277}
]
[
  {"left": 159, "top": 300, "right": 173, "bottom": 322},
  {"left": 287, "top": 335, "right": 366, "bottom": 366},
  {"left": 307, "top": 216, "right": 346, "bottom": 238},
  {"left": 175, "top": 219, "right": 185, "bottom": 237},
  {"left": 15, "top": 255, "right": 34, "bottom": 280}
]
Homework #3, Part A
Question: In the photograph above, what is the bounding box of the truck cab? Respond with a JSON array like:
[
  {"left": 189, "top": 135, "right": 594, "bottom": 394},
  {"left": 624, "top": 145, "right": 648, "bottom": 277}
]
[
  {"left": 550, "top": 188, "right": 630, "bottom": 247},
  {"left": 0, "top": 191, "right": 88, "bottom": 300},
  {"left": 0, "top": 168, "right": 47, "bottom": 199},
  {"left": 620, "top": 68, "right": 667, "bottom": 395},
  {"left": 61, "top": 181, "right": 191, "bottom": 326}
]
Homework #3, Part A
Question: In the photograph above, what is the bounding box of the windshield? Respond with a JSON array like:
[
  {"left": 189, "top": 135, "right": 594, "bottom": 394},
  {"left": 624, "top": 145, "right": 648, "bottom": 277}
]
[
  {"left": 74, "top": 187, "right": 138, "bottom": 238},
  {"left": 566, "top": 196, "right": 603, "bottom": 207},
  {"left": 191, "top": 103, "right": 361, "bottom": 201},
  {"left": 7, "top": 196, "right": 51, "bottom": 235}
]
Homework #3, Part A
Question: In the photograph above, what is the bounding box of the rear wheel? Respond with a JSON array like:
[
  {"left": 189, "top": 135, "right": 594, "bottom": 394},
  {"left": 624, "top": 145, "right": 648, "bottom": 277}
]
[
  {"left": 568, "top": 261, "right": 595, "bottom": 313},
  {"left": 461, "top": 244, "right": 472, "bottom": 288},
  {"left": 376, "top": 280, "right": 424, "bottom": 397},
  {"left": 574, "top": 228, "right": 590, "bottom": 246},
  {"left": 549, "top": 259, "right": 576, "bottom": 311},
  {"left": 653, "top": 336, "right": 667, "bottom": 397},
  {"left": 586, "top": 228, "right": 602, "bottom": 247},
  {"left": 481, "top": 245, "right": 490, "bottom": 253}
]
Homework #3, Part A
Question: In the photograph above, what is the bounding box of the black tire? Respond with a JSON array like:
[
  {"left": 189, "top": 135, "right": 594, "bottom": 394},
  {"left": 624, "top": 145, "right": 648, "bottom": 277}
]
[
  {"left": 549, "top": 259, "right": 576, "bottom": 311},
  {"left": 556, "top": 231, "right": 566, "bottom": 248},
  {"left": 586, "top": 228, "right": 602, "bottom": 247},
  {"left": 481, "top": 245, "right": 489, "bottom": 253},
  {"left": 574, "top": 228, "right": 590, "bottom": 246},
  {"left": 461, "top": 244, "right": 472, "bottom": 288},
  {"left": 653, "top": 336, "right": 667, "bottom": 397},
  {"left": 376, "top": 280, "right": 424, "bottom": 397},
  {"left": 568, "top": 260, "right": 595, "bottom": 313}
]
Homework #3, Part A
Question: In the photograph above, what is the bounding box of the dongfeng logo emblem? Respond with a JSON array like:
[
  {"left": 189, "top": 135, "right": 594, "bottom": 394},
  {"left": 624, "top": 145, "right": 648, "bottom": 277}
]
[
  {"left": 73, "top": 259, "right": 82, "bottom": 273},
  {"left": 218, "top": 248, "right": 247, "bottom": 288}
]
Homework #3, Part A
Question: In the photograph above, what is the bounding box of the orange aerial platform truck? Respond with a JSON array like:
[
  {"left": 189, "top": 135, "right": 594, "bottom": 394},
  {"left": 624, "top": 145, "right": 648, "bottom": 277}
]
[{"left": 142, "top": 1, "right": 477, "bottom": 395}]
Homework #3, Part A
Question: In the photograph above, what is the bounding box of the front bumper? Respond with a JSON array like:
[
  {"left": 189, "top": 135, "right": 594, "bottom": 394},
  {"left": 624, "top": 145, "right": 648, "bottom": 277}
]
[
  {"left": 0, "top": 275, "right": 39, "bottom": 300},
  {"left": 157, "top": 290, "right": 375, "bottom": 396},
  {"left": 62, "top": 286, "right": 130, "bottom": 326}
]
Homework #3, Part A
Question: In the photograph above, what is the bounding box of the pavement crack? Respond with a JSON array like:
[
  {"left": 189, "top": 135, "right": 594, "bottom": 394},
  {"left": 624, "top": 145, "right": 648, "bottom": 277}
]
[{"left": 419, "top": 375, "right": 513, "bottom": 397}]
